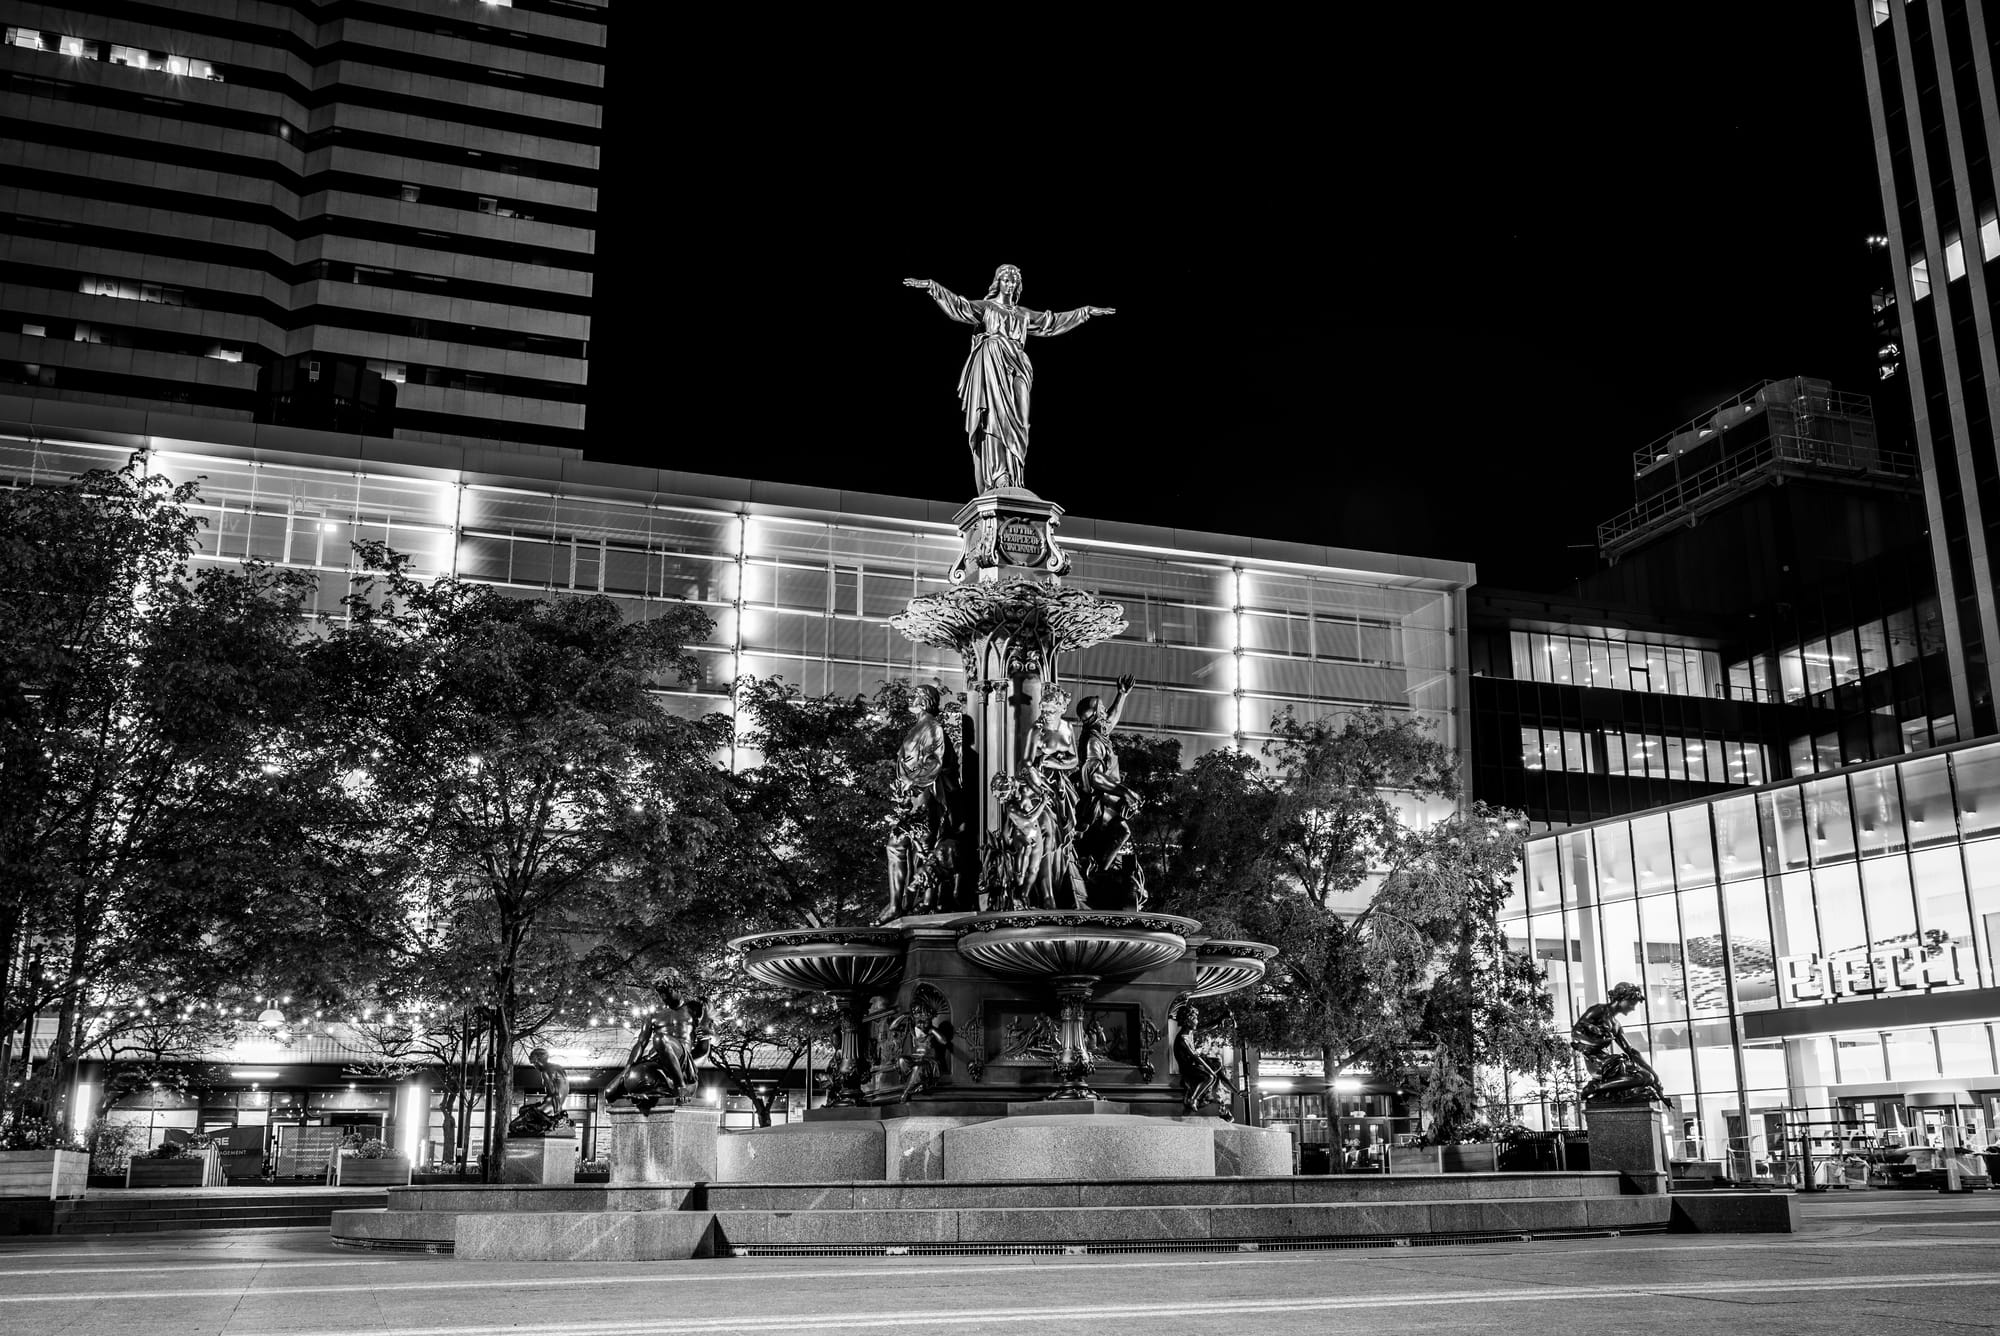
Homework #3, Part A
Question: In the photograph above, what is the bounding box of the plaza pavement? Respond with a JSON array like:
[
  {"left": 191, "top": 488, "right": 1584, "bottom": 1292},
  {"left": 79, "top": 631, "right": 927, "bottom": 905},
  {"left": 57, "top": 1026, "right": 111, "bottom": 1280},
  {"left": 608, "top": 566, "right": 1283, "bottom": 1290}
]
[{"left": 0, "top": 1190, "right": 1994, "bottom": 1335}]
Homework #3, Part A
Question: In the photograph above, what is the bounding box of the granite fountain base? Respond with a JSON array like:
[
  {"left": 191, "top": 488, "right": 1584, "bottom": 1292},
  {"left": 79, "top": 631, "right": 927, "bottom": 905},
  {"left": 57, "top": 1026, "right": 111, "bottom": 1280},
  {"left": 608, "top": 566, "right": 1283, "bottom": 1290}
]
[{"left": 713, "top": 1101, "right": 1292, "bottom": 1184}]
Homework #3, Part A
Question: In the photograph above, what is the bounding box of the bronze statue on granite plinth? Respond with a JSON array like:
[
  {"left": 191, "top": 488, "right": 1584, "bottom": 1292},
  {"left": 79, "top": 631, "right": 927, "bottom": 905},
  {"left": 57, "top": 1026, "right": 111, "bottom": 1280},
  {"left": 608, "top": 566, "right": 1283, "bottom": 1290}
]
[
  {"left": 507, "top": 1047, "right": 573, "bottom": 1137},
  {"left": 603, "top": 991, "right": 711, "bottom": 1112},
  {"left": 1572, "top": 982, "right": 1666, "bottom": 1105}
]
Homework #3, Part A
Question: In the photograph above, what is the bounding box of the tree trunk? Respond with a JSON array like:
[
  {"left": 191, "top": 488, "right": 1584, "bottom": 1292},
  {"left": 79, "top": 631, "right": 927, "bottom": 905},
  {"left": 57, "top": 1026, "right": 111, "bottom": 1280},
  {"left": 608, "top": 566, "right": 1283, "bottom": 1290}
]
[
  {"left": 482, "top": 1007, "right": 509, "bottom": 1183},
  {"left": 45, "top": 961, "right": 84, "bottom": 1133},
  {"left": 0, "top": 907, "right": 18, "bottom": 1084},
  {"left": 1319, "top": 1043, "right": 1337, "bottom": 1148}
]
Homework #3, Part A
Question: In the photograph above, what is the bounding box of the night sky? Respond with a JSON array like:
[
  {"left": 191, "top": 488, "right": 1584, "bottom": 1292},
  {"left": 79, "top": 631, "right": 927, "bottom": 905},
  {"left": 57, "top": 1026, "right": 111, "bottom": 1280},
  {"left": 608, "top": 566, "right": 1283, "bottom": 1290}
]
[{"left": 592, "top": 13, "right": 1889, "bottom": 593}]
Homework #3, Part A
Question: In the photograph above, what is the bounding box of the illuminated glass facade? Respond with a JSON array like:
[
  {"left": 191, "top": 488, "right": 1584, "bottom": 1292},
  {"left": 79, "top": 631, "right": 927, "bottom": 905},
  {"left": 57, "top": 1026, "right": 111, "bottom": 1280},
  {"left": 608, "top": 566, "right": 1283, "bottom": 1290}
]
[
  {"left": 0, "top": 396, "right": 1470, "bottom": 762},
  {"left": 1511, "top": 736, "right": 2000, "bottom": 1178}
]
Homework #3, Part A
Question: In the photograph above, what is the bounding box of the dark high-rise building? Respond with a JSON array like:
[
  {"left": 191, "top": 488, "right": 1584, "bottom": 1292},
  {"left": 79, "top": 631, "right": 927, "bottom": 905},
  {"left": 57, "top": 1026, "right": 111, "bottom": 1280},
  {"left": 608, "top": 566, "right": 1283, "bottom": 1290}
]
[
  {"left": 1855, "top": 0, "right": 2000, "bottom": 738},
  {"left": 1471, "top": 378, "right": 1950, "bottom": 828},
  {"left": 0, "top": 0, "right": 602, "bottom": 453}
]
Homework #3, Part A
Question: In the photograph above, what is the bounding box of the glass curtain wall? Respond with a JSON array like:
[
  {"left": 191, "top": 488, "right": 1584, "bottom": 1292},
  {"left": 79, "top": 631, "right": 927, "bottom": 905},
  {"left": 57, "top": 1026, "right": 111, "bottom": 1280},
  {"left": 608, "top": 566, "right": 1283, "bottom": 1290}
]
[
  {"left": 0, "top": 433, "right": 1462, "bottom": 765},
  {"left": 1508, "top": 737, "right": 2000, "bottom": 1177}
]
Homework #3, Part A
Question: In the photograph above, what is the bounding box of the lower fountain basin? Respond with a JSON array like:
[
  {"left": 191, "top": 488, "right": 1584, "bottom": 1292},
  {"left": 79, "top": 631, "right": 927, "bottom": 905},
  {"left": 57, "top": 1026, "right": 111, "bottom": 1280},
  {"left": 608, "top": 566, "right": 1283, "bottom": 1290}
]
[{"left": 730, "top": 927, "right": 906, "bottom": 994}]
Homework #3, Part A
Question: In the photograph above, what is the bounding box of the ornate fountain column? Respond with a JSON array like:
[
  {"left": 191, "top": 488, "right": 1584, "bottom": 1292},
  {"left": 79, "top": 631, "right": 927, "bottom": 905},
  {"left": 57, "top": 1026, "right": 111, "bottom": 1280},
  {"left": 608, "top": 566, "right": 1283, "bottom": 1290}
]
[{"left": 893, "top": 490, "right": 1125, "bottom": 911}]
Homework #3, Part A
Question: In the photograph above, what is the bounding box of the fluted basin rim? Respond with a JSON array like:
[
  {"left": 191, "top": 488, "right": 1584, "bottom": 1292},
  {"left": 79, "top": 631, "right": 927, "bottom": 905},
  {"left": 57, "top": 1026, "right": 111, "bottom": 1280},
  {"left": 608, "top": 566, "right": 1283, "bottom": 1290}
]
[
  {"left": 951, "top": 910, "right": 1203, "bottom": 938},
  {"left": 1194, "top": 939, "right": 1278, "bottom": 962},
  {"left": 728, "top": 926, "right": 906, "bottom": 953},
  {"left": 954, "top": 910, "right": 1201, "bottom": 982},
  {"left": 1190, "top": 938, "right": 1279, "bottom": 999}
]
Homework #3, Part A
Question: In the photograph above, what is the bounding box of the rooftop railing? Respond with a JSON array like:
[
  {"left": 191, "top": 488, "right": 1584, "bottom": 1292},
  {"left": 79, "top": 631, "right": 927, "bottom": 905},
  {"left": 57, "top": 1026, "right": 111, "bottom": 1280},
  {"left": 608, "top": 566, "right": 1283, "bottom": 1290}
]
[{"left": 1598, "top": 430, "right": 1918, "bottom": 560}]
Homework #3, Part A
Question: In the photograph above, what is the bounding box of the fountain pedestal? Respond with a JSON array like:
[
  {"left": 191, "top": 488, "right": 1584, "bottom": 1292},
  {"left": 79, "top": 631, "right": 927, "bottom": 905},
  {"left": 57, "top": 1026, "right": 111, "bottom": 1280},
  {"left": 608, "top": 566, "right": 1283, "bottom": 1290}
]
[
  {"left": 1583, "top": 1099, "right": 1675, "bottom": 1195},
  {"left": 608, "top": 1105, "right": 720, "bottom": 1186}
]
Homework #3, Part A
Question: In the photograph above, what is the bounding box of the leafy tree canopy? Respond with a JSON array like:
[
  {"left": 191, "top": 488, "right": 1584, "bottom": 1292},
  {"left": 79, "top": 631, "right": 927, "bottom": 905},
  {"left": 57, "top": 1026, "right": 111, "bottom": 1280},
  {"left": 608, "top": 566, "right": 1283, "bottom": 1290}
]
[{"left": 1139, "top": 706, "right": 1560, "bottom": 1134}]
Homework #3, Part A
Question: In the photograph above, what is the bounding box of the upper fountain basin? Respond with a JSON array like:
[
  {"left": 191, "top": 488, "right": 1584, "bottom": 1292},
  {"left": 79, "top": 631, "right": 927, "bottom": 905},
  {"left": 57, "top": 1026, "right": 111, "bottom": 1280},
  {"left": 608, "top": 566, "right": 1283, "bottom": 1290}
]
[{"left": 954, "top": 911, "right": 1200, "bottom": 981}]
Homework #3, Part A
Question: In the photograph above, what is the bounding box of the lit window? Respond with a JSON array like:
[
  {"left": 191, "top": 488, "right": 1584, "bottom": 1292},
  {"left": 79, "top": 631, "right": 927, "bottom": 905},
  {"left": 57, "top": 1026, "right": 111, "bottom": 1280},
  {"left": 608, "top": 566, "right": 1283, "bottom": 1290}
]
[
  {"left": 1872, "top": 0, "right": 1890, "bottom": 22},
  {"left": 105, "top": 43, "right": 218, "bottom": 79},
  {"left": 5, "top": 26, "right": 50, "bottom": 51},
  {"left": 1945, "top": 233, "right": 1965, "bottom": 280},
  {"left": 399, "top": 183, "right": 421, "bottom": 203},
  {"left": 205, "top": 345, "right": 242, "bottom": 362},
  {"left": 1981, "top": 212, "right": 1999, "bottom": 261},
  {"left": 1911, "top": 254, "right": 1930, "bottom": 299},
  {"left": 20, "top": 323, "right": 44, "bottom": 337},
  {"left": 59, "top": 35, "right": 86, "bottom": 57}
]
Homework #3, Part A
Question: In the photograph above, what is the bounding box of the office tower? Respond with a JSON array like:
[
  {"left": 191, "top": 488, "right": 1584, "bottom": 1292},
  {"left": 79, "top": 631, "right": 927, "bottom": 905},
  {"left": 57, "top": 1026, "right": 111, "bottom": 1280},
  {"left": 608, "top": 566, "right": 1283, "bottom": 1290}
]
[
  {"left": 1, "top": 0, "right": 602, "bottom": 452},
  {"left": 1471, "top": 377, "right": 1947, "bottom": 828},
  {"left": 1855, "top": 0, "right": 2000, "bottom": 738}
]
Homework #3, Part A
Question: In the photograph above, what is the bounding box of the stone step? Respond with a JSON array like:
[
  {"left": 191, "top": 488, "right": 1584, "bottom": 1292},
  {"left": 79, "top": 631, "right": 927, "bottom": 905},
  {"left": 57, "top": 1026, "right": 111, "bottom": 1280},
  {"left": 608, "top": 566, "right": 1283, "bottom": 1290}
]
[
  {"left": 703, "top": 1172, "right": 1626, "bottom": 1212},
  {"left": 710, "top": 1197, "right": 1669, "bottom": 1251},
  {"left": 54, "top": 1191, "right": 388, "bottom": 1235},
  {"left": 332, "top": 1192, "right": 1675, "bottom": 1260},
  {"left": 386, "top": 1184, "right": 691, "bottom": 1213}
]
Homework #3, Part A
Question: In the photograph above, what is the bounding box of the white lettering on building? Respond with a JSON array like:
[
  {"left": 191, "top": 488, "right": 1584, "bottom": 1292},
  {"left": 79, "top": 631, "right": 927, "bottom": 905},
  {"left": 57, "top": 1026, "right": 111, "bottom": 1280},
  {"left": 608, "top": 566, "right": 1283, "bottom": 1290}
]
[{"left": 1778, "top": 943, "right": 1964, "bottom": 1003}]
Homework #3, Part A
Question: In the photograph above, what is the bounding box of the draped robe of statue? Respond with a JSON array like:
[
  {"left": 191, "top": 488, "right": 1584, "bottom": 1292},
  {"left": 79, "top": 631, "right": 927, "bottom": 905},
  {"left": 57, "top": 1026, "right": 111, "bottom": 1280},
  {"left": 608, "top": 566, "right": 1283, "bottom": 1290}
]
[
  {"left": 923, "top": 284, "right": 1098, "bottom": 492},
  {"left": 887, "top": 699, "right": 961, "bottom": 915}
]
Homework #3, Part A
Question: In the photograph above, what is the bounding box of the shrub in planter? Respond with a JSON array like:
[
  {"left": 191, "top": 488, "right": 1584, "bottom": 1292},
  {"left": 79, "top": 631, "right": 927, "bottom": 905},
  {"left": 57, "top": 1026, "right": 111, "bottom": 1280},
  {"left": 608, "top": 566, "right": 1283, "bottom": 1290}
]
[
  {"left": 334, "top": 1136, "right": 411, "bottom": 1186},
  {"left": 0, "top": 1116, "right": 91, "bottom": 1199}
]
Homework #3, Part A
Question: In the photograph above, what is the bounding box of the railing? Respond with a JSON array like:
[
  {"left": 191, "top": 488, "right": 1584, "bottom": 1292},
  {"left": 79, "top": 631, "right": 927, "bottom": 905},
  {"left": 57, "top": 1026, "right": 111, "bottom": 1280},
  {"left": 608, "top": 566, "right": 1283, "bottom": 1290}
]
[
  {"left": 1599, "top": 432, "right": 1918, "bottom": 559},
  {"left": 1629, "top": 379, "right": 1877, "bottom": 479}
]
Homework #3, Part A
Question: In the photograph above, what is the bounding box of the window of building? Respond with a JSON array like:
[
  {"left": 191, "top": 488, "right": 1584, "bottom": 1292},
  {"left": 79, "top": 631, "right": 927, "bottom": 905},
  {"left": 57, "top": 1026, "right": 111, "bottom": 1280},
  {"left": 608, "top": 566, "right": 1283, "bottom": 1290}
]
[
  {"left": 1911, "top": 253, "right": 1930, "bottom": 299},
  {"left": 1945, "top": 233, "right": 1966, "bottom": 281},
  {"left": 400, "top": 184, "right": 421, "bottom": 203},
  {"left": 20, "top": 323, "right": 44, "bottom": 337},
  {"left": 1801, "top": 637, "right": 1835, "bottom": 697},
  {"left": 1917, "top": 596, "right": 1945, "bottom": 655},
  {"left": 1778, "top": 648, "right": 1807, "bottom": 703},
  {"left": 1871, "top": 0, "right": 1890, "bottom": 23},
  {"left": 1887, "top": 607, "right": 1919, "bottom": 664},
  {"left": 1902, "top": 754, "right": 1958, "bottom": 847},
  {"left": 1727, "top": 741, "right": 1767, "bottom": 786},
  {"left": 1981, "top": 211, "right": 2000, "bottom": 262},
  {"left": 5, "top": 26, "right": 50, "bottom": 50}
]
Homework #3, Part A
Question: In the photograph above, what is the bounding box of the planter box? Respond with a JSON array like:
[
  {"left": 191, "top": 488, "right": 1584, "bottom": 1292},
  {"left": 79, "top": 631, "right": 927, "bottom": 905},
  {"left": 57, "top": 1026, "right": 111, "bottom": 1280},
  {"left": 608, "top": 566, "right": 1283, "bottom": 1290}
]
[
  {"left": 127, "top": 1158, "right": 206, "bottom": 1188},
  {"left": 1387, "top": 1146, "right": 1442, "bottom": 1174},
  {"left": 0, "top": 1149, "right": 88, "bottom": 1199},
  {"left": 333, "top": 1154, "right": 411, "bottom": 1187},
  {"left": 1442, "top": 1142, "right": 1502, "bottom": 1173}
]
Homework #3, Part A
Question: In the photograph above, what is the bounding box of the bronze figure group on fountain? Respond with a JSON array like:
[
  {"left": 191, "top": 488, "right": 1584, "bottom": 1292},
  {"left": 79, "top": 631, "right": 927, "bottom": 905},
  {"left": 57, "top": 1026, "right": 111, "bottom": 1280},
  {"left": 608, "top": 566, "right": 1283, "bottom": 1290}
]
[{"left": 884, "top": 673, "right": 1149, "bottom": 922}]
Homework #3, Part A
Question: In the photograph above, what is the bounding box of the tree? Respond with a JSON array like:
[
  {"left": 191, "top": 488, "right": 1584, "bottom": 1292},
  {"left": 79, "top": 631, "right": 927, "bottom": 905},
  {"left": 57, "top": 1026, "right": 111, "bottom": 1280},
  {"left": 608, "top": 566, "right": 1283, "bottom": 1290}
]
[
  {"left": 729, "top": 676, "right": 910, "bottom": 929},
  {"left": 318, "top": 545, "right": 735, "bottom": 1177},
  {"left": 701, "top": 987, "right": 837, "bottom": 1127},
  {"left": 1142, "top": 705, "right": 1559, "bottom": 1136},
  {"left": 0, "top": 461, "right": 380, "bottom": 1132}
]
